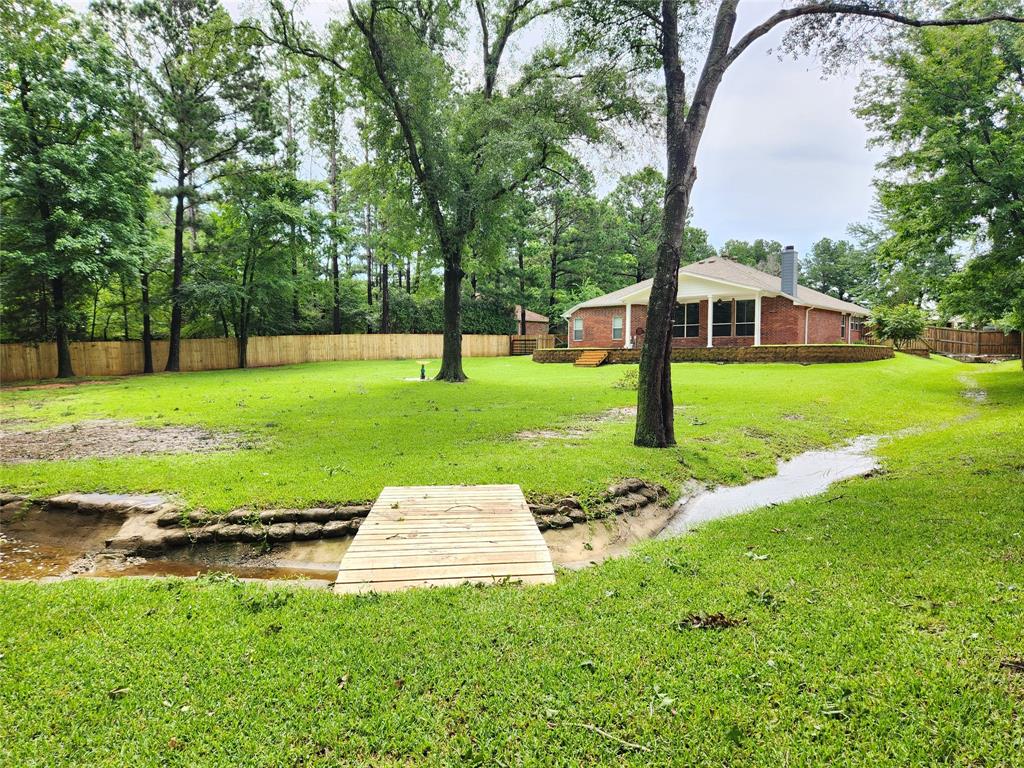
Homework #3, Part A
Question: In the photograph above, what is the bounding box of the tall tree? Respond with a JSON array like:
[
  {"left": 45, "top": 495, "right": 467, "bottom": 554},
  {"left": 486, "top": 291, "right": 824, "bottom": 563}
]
[
  {"left": 573, "top": 0, "right": 1024, "bottom": 448},
  {"left": 203, "top": 166, "right": 319, "bottom": 367},
  {"left": 97, "top": 0, "right": 277, "bottom": 371},
  {"left": 857, "top": 13, "right": 1023, "bottom": 334},
  {"left": 259, "top": 0, "right": 642, "bottom": 380},
  {"left": 309, "top": 70, "right": 354, "bottom": 333},
  {"left": 802, "top": 237, "right": 874, "bottom": 303},
  {"left": 720, "top": 238, "right": 785, "bottom": 275},
  {"left": 1, "top": 0, "right": 151, "bottom": 377},
  {"left": 608, "top": 167, "right": 665, "bottom": 283}
]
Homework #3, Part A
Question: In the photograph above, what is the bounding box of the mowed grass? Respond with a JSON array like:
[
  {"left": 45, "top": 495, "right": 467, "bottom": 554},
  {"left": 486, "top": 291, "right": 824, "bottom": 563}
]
[
  {"left": 0, "top": 354, "right": 971, "bottom": 510},
  {"left": 0, "top": 362, "right": 1021, "bottom": 766}
]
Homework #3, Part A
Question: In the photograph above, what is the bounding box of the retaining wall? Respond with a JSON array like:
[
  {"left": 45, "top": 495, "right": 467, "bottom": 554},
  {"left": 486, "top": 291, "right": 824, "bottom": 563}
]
[{"left": 533, "top": 344, "right": 895, "bottom": 365}]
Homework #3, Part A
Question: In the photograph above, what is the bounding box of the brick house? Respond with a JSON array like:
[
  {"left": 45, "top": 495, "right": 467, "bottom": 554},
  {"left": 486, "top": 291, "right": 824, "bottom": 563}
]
[
  {"left": 563, "top": 249, "right": 869, "bottom": 349},
  {"left": 513, "top": 306, "right": 550, "bottom": 335}
]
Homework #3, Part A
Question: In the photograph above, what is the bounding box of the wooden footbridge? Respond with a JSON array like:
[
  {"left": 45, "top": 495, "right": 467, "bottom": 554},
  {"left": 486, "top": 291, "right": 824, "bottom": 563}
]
[{"left": 334, "top": 484, "right": 555, "bottom": 594}]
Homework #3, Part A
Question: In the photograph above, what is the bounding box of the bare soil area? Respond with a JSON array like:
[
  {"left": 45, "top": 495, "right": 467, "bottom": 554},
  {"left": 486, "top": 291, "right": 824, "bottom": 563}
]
[
  {"left": 0, "top": 419, "right": 240, "bottom": 463},
  {"left": 515, "top": 406, "right": 637, "bottom": 440}
]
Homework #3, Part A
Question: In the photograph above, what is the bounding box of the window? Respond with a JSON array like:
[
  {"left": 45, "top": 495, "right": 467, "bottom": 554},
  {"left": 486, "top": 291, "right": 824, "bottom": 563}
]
[
  {"left": 573, "top": 317, "right": 583, "bottom": 342},
  {"left": 735, "top": 300, "right": 755, "bottom": 337},
  {"left": 841, "top": 315, "right": 847, "bottom": 339},
  {"left": 672, "top": 302, "right": 700, "bottom": 338},
  {"left": 712, "top": 300, "right": 733, "bottom": 337},
  {"left": 612, "top": 316, "right": 624, "bottom": 340}
]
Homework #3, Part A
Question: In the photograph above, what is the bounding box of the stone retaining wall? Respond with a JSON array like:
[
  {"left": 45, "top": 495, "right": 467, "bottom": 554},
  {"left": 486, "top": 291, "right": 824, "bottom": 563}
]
[
  {"left": 2, "top": 479, "right": 671, "bottom": 558},
  {"left": 533, "top": 344, "right": 894, "bottom": 365}
]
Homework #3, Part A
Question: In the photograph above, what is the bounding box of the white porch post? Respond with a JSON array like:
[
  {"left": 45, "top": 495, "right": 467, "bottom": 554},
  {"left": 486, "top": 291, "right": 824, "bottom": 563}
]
[
  {"left": 754, "top": 293, "right": 762, "bottom": 346},
  {"left": 625, "top": 303, "right": 632, "bottom": 348},
  {"left": 706, "top": 294, "right": 714, "bottom": 348}
]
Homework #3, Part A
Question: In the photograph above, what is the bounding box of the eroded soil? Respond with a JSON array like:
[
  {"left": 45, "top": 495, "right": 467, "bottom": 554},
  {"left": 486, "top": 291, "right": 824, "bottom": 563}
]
[{"left": 0, "top": 419, "right": 240, "bottom": 463}]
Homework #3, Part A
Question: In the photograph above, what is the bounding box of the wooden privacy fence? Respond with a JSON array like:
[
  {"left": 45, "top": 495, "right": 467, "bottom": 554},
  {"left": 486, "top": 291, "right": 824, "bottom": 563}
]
[
  {"left": 923, "top": 327, "right": 1020, "bottom": 357},
  {"left": 0, "top": 333, "right": 522, "bottom": 382}
]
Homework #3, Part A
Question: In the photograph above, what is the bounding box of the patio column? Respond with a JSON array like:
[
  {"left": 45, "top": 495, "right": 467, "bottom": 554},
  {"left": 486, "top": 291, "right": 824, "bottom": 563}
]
[
  {"left": 625, "top": 303, "right": 632, "bottom": 349},
  {"left": 754, "top": 293, "right": 762, "bottom": 346},
  {"left": 706, "top": 294, "right": 714, "bottom": 348}
]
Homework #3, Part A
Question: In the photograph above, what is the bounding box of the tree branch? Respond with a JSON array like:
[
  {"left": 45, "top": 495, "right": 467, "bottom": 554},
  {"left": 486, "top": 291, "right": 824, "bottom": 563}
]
[{"left": 726, "top": 3, "right": 1024, "bottom": 67}]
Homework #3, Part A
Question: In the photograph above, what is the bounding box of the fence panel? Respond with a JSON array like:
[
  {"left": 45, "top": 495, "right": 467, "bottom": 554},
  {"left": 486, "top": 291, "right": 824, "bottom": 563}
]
[
  {"left": 923, "top": 327, "right": 1020, "bottom": 356},
  {"left": 0, "top": 333, "right": 515, "bottom": 383}
]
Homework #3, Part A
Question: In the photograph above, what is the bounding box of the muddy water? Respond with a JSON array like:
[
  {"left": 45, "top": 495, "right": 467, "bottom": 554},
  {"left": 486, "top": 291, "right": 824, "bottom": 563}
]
[
  {"left": 659, "top": 436, "right": 880, "bottom": 537},
  {"left": 0, "top": 508, "right": 350, "bottom": 583},
  {"left": 0, "top": 507, "right": 124, "bottom": 579}
]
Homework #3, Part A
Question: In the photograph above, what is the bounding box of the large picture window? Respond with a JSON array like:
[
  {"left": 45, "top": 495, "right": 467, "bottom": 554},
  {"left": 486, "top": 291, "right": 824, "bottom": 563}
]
[
  {"left": 612, "top": 316, "right": 624, "bottom": 340},
  {"left": 712, "top": 300, "right": 733, "bottom": 337},
  {"left": 735, "top": 300, "right": 755, "bottom": 337},
  {"left": 573, "top": 317, "right": 583, "bottom": 342},
  {"left": 672, "top": 302, "right": 700, "bottom": 338}
]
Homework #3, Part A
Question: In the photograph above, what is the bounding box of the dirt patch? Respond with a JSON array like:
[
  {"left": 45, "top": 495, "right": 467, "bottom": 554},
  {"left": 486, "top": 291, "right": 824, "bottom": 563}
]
[
  {"left": 0, "top": 419, "right": 240, "bottom": 463},
  {"left": 2, "top": 378, "right": 125, "bottom": 392},
  {"left": 674, "top": 612, "right": 746, "bottom": 631},
  {"left": 544, "top": 500, "right": 677, "bottom": 568},
  {"left": 515, "top": 406, "right": 637, "bottom": 441}
]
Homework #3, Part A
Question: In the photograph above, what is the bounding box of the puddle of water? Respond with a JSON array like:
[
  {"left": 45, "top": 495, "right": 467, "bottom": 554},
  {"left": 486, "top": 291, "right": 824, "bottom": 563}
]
[
  {"left": 0, "top": 506, "right": 125, "bottom": 579},
  {"left": 659, "top": 435, "right": 881, "bottom": 537},
  {"left": 1, "top": 506, "right": 351, "bottom": 584}
]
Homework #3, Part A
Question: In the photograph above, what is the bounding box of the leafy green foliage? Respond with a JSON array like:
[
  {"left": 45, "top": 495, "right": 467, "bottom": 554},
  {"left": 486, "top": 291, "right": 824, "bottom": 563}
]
[
  {"left": 0, "top": 0, "right": 153, "bottom": 374},
  {"left": 858, "top": 18, "right": 1024, "bottom": 325},
  {"left": 802, "top": 237, "right": 874, "bottom": 304},
  {"left": 869, "top": 303, "right": 927, "bottom": 348}
]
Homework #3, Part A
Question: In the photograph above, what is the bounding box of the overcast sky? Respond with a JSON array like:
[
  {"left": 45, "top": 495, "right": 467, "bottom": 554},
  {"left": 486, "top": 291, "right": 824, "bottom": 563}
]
[{"left": 75, "top": 0, "right": 884, "bottom": 258}]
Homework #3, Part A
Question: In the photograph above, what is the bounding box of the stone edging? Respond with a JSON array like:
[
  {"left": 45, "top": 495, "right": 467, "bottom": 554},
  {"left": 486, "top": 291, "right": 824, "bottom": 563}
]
[
  {"left": 1, "top": 480, "right": 669, "bottom": 557},
  {"left": 528, "top": 478, "right": 669, "bottom": 530}
]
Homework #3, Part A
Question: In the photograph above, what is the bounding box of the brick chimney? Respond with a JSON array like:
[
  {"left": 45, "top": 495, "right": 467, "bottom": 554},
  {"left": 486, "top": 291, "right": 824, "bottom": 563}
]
[{"left": 781, "top": 245, "right": 798, "bottom": 297}]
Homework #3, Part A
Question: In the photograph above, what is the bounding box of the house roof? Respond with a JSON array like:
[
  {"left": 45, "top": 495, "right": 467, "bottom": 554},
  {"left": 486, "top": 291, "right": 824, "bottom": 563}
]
[
  {"left": 514, "top": 305, "right": 549, "bottom": 323},
  {"left": 563, "top": 257, "right": 870, "bottom": 318}
]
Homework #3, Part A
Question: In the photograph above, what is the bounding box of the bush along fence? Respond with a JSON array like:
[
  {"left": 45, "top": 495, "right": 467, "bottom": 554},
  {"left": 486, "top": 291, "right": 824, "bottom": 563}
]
[
  {"left": 0, "top": 333, "right": 549, "bottom": 383},
  {"left": 533, "top": 344, "right": 895, "bottom": 365}
]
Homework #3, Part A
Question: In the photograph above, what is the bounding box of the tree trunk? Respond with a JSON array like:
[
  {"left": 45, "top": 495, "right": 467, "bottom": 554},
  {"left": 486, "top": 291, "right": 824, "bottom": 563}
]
[
  {"left": 140, "top": 269, "right": 153, "bottom": 374},
  {"left": 518, "top": 245, "right": 528, "bottom": 335},
  {"left": 329, "top": 143, "right": 342, "bottom": 333},
  {"left": 635, "top": 1, "right": 695, "bottom": 447},
  {"left": 436, "top": 241, "right": 466, "bottom": 381},
  {"left": 380, "top": 259, "right": 391, "bottom": 333},
  {"left": 332, "top": 250, "right": 341, "bottom": 333},
  {"left": 166, "top": 155, "right": 187, "bottom": 372},
  {"left": 548, "top": 207, "right": 561, "bottom": 311},
  {"left": 51, "top": 276, "right": 74, "bottom": 378},
  {"left": 89, "top": 289, "right": 99, "bottom": 341},
  {"left": 635, "top": 0, "right": 738, "bottom": 447},
  {"left": 120, "top": 275, "right": 130, "bottom": 340},
  {"left": 405, "top": 257, "right": 412, "bottom": 293}
]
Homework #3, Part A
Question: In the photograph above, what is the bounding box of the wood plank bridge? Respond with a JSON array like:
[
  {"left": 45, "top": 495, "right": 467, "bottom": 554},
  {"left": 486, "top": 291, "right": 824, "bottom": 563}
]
[{"left": 334, "top": 484, "right": 555, "bottom": 594}]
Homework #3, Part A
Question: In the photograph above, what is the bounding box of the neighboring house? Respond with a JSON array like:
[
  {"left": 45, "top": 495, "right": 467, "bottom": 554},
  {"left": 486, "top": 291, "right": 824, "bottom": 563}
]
[
  {"left": 562, "top": 248, "right": 869, "bottom": 349},
  {"left": 513, "top": 306, "right": 550, "bottom": 335}
]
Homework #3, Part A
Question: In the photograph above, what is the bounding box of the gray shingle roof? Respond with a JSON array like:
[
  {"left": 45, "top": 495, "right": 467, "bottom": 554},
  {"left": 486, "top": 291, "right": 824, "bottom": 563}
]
[{"left": 563, "top": 257, "right": 870, "bottom": 317}]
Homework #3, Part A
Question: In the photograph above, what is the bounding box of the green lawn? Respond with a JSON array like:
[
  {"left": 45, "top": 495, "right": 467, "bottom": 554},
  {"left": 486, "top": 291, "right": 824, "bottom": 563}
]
[
  {"left": 0, "top": 354, "right": 973, "bottom": 509},
  {"left": 0, "top": 360, "right": 1021, "bottom": 765}
]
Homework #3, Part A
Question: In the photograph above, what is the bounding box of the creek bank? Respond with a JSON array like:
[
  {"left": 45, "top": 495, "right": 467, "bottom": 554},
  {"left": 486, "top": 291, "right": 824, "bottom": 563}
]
[{"left": 0, "top": 477, "right": 670, "bottom": 581}]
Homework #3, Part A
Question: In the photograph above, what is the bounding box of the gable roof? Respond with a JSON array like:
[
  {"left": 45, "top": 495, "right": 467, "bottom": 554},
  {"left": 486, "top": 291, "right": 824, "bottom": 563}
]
[
  {"left": 513, "top": 305, "right": 549, "bottom": 323},
  {"left": 563, "top": 257, "right": 870, "bottom": 317}
]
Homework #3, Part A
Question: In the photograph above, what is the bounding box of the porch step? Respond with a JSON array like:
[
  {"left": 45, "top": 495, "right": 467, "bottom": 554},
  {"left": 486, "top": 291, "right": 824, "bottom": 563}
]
[{"left": 574, "top": 350, "right": 609, "bottom": 368}]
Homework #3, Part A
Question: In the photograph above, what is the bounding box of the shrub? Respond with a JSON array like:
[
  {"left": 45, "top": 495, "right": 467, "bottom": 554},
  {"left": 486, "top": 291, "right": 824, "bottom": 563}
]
[{"left": 870, "top": 304, "right": 927, "bottom": 349}]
